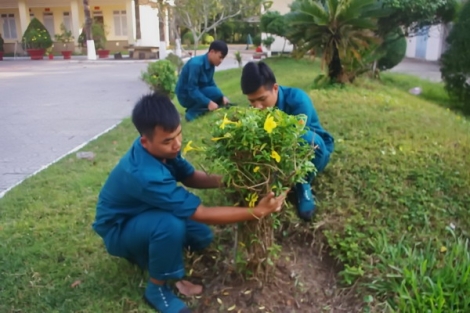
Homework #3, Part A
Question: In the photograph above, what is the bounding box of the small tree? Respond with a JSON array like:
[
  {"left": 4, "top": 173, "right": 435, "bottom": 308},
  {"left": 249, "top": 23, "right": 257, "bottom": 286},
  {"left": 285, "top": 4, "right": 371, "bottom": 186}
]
[
  {"left": 166, "top": 0, "right": 267, "bottom": 55},
  {"left": 286, "top": 0, "right": 383, "bottom": 83},
  {"left": 54, "top": 23, "right": 74, "bottom": 50},
  {"left": 440, "top": 0, "right": 470, "bottom": 110},
  {"left": 141, "top": 60, "right": 178, "bottom": 99},
  {"left": 377, "top": 28, "right": 407, "bottom": 71},
  {"left": 21, "top": 18, "right": 53, "bottom": 50},
  {"left": 184, "top": 107, "right": 315, "bottom": 280},
  {"left": 260, "top": 11, "right": 288, "bottom": 54}
]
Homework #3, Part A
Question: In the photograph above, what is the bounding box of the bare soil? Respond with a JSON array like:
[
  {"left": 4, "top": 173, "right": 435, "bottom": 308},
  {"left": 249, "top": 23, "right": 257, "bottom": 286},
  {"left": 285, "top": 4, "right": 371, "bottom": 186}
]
[{"left": 183, "top": 229, "right": 364, "bottom": 313}]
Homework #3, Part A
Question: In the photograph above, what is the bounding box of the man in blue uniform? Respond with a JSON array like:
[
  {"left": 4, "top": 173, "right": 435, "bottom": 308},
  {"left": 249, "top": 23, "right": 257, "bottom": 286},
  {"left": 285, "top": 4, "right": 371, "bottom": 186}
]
[
  {"left": 175, "top": 40, "right": 230, "bottom": 122},
  {"left": 92, "top": 92, "right": 287, "bottom": 313},
  {"left": 240, "top": 61, "right": 335, "bottom": 221}
]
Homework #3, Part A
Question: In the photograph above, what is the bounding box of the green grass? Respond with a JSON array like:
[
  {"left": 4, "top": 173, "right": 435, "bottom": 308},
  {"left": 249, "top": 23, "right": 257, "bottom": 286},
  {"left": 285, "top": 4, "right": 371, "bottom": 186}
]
[{"left": 1, "top": 58, "right": 470, "bottom": 313}]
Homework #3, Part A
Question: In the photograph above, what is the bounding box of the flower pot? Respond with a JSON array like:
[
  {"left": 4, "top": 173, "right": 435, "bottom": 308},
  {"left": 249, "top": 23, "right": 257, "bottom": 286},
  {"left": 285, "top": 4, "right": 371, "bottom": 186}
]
[
  {"left": 48, "top": 53, "right": 54, "bottom": 60},
  {"left": 27, "top": 49, "right": 45, "bottom": 60},
  {"left": 61, "top": 50, "right": 73, "bottom": 60},
  {"left": 97, "top": 49, "right": 110, "bottom": 59},
  {"left": 0, "top": 51, "right": 3, "bottom": 61}
]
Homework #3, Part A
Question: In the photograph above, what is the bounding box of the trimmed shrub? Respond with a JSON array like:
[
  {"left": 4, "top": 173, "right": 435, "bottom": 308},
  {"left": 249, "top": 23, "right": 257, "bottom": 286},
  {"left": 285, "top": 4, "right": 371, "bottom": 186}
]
[
  {"left": 440, "top": 1, "right": 470, "bottom": 110},
  {"left": 141, "top": 60, "right": 178, "bottom": 99},
  {"left": 21, "top": 17, "right": 53, "bottom": 50},
  {"left": 378, "top": 28, "right": 407, "bottom": 71}
]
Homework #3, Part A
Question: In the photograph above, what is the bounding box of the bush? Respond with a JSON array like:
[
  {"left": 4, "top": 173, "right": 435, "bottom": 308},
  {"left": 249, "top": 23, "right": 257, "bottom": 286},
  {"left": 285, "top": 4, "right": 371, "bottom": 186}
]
[
  {"left": 21, "top": 17, "right": 53, "bottom": 50},
  {"left": 440, "top": 1, "right": 470, "bottom": 110},
  {"left": 182, "top": 31, "right": 196, "bottom": 45},
  {"left": 184, "top": 107, "right": 315, "bottom": 280},
  {"left": 202, "top": 33, "right": 214, "bottom": 44},
  {"left": 253, "top": 34, "right": 262, "bottom": 46},
  {"left": 0, "top": 33, "right": 4, "bottom": 52},
  {"left": 378, "top": 28, "right": 407, "bottom": 71},
  {"left": 141, "top": 60, "right": 178, "bottom": 99},
  {"left": 77, "top": 23, "right": 107, "bottom": 50}
]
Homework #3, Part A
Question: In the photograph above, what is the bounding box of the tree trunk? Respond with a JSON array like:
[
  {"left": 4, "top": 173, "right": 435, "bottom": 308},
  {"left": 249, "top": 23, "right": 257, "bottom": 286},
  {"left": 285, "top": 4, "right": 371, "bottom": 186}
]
[
  {"left": 135, "top": 0, "right": 141, "bottom": 40},
  {"left": 328, "top": 45, "right": 343, "bottom": 83},
  {"left": 191, "top": 30, "right": 199, "bottom": 56},
  {"left": 82, "top": 0, "right": 96, "bottom": 60},
  {"left": 236, "top": 215, "right": 275, "bottom": 282},
  {"left": 83, "top": 0, "right": 92, "bottom": 41}
]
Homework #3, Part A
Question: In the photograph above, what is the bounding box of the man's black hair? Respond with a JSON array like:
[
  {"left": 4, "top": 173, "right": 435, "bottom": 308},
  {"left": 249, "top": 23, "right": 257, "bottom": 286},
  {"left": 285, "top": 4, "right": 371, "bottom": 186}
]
[
  {"left": 132, "top": 92, "right": 180, "bottom": 138},
  {"left": 241, "top": 61, "right": 277, "bottom": 94},
  {"left": 208, "top": 40, "right": 228, "bottom": 58}
]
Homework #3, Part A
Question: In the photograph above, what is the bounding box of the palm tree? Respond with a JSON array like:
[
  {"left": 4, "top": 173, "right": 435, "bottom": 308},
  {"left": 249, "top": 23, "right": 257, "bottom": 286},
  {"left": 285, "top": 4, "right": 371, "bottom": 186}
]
[{"left": 286, "top": 0, "right": 384, "bottom": 83}]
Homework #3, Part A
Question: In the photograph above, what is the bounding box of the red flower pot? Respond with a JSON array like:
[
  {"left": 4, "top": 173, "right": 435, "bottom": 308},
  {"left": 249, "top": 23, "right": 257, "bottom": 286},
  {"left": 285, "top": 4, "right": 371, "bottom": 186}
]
[
  {"left": 61, "top": 50, "right": 73, "bottom": 60},
  {"left": 97, "top": 49, "right": 110, "bottom": 59},
  {"left": 27, "top": 49, "right": 45, "bottom": 60},
  {"left": 0, "top": 51, "right": 3, "bottom": 61},
  {"left": 48, "top": 53, "right": 54, "bottom": 60}
]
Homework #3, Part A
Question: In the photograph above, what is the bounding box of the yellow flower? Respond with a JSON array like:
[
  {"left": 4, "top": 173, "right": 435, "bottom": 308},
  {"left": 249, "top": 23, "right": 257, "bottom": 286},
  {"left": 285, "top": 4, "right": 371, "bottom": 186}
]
[
  {"left": 440, "top": 246, "right": 447, "bottom": 253},
  {"left": 220, "top": 114, "right": 239, "bottom": 129},
  {"left": 271, "top": 150, "right": 281, "bottom": 163},
  {"left": 211, "top": 132, "right": 232, "bottom": 141},
  {"left": 183, "top": 140, "right": 195, "bottom": 155},
  {"left": 264, "top": 114, "right": 277, "bottom": 134},
  {"left": 245, "top": 193, "right": 259, "bottom": 208},
  {"left": 253, "top": 166, "right": 260, "bottom": 173}
]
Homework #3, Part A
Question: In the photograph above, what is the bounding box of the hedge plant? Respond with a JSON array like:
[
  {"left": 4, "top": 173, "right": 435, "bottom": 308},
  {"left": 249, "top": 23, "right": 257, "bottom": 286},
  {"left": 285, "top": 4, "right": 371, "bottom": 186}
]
[
  {"left": 21, "top": 18, "right": 53, "bottom": 50},
  {"left": 141, "top": 60, "right": 178, "bottom": 99}
]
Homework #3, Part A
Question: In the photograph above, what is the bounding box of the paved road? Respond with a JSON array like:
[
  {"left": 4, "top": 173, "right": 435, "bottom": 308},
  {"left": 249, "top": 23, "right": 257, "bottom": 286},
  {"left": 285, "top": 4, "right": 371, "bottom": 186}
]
[
  {"left": 390, "top": 58, "right": 442, "bottom": 82},
  {"left": 0, "top": 55, "right": 245, "bottom": 197}
]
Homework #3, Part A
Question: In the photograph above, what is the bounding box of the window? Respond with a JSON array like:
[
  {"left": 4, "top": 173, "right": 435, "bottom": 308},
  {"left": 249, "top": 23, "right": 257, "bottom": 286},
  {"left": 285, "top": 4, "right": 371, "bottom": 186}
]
[
  {"left": 43, "top": 12, "right": 55, "bottom": 37},
  {"left": 63, "top": 12, "right": 71, "bottom": 31},
  {"left": 113, "top": 10, "right": 127, "bottom": 36},
  {"left": 1, "top": 14, "right": 18, "bottom": 39}
]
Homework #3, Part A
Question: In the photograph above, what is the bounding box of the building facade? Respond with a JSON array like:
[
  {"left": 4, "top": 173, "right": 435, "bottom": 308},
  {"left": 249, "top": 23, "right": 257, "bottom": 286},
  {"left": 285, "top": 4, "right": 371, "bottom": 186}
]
[
  {"left": 405, "top": 24, "right": 451, "bottom": 62},
  {"left": 0, "top": 0, "right": 170, "bottom": 54}
]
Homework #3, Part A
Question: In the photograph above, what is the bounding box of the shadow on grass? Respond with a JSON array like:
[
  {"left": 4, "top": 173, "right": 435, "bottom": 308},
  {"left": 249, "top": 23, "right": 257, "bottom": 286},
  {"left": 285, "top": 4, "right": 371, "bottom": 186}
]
[{"left": 380, "top": 72, "right": 470, "bottom": 117}]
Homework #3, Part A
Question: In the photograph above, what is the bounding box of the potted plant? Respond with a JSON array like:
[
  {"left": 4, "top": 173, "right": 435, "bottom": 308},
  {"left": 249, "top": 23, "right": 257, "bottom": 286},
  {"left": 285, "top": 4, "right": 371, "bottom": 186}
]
[
  {"left": 46, "top": 46, "right": 54, "bottom": 60},
  {"left": 54, "top": 23, "right": 74, "bottom": 59},
  {"left": 78, "top": 23, "right": 109, "bottom": 58},
  {"left": 0, "top": 33, "right": 4, "bottom": 61},
  {"left": 93, "top": 23, "right": 109, "bottom": 58},
  {"left": 21, "top": 17, "right": 53, "bottom": 60},
  {"left": 262, "top": 36, "right": 275, "bottom": 58}
]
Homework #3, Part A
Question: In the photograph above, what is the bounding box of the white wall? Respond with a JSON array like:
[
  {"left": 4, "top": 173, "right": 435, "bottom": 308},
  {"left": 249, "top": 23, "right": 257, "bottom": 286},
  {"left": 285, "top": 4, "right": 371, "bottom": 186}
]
[
  {"left": 261, "top": 0, "right": 293, "bottom": 53},
  {"left": 406, "top": 24, "right": 447, "bottom": 61},
  {"left": 137, "top": 4, "right": 159, "bottom": 47},
  {"left": 405, "top": 36, "right": 417, "bottom": 58},
  {"left": 425, "top": 25, "right": 443, "bottom": 61}
]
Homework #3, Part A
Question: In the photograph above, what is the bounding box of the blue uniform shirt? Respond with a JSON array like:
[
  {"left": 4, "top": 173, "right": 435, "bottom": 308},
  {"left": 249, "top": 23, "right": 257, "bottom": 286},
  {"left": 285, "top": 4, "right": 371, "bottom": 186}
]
[
  {"left": 92, "top": 138, "right": 201, "bottom": 238},
  {"left": 175, "top": 54, "right": 222, "bottom": 108},
  {"left": 276, "top": 86, "right": 334, "bottom": 151}
]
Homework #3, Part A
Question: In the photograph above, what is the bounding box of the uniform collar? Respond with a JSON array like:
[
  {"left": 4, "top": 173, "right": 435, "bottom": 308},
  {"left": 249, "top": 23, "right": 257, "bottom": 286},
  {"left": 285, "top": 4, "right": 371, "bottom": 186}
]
[
  {"left": 275, "top": 85, "right": 285, "bottom": 110},
  {"left": 203, "top": 53, "right": 212, "bottom": 70}
]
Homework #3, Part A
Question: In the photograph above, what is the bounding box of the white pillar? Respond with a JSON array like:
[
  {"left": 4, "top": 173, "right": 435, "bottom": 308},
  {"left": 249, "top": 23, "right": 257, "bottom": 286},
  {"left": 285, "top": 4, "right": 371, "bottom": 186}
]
[
  {"left": 17, "top": 0, "right": 29, "bottom": 38},
  {"left": 126, "top": 0, "right": 136, "bottom": 45},
  {"left": 70, "top": 0, "right": 80, "bottom": 52},
  {"left": 139, "top": 4, "right": 159, "bottom": 47}
]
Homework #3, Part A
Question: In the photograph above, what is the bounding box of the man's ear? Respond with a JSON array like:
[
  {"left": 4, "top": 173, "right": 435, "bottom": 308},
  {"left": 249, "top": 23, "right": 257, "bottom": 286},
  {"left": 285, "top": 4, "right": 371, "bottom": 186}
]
[
  {"left": 140, "top": 135, "right": 149, "bottom": 149},
  {"left": 273, "top": 83, "right": 279, "bottom": 93}
]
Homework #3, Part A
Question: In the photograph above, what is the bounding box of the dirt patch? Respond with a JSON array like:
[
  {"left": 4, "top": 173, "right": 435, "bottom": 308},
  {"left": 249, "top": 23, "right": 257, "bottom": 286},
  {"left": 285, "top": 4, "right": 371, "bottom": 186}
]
[{"left": 183, "top": 230, "right": 363, "bottom": 313}]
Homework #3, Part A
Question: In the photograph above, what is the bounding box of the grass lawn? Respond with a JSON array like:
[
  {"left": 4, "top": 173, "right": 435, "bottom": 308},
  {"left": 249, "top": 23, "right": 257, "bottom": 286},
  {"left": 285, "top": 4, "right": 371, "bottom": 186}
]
[{"left": 1, "top": 58, "right": 469, "bottom": 313}]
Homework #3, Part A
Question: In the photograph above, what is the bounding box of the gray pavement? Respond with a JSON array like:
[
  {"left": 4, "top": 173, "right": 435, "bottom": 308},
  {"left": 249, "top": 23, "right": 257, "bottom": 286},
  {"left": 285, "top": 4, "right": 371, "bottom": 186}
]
[
  {"left": 0, "top": 54, "right": 245, "bottom": 197},
  {"left": 389, "top": 58, "right": 442, "bottom": 82}
]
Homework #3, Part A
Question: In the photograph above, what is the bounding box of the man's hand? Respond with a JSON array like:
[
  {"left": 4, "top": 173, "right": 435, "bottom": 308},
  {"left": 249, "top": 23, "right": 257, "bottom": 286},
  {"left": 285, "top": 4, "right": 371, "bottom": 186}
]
[
  {"left": 256, "top": 191, "right": 288, "bottom": 216},
  {"left": 223, "top": 96, "right": 230, "bottom": 105},
  {"left": 208, "top": 101, "right": 219, "bottom": 111}
]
